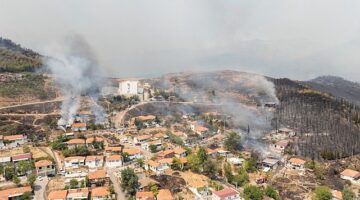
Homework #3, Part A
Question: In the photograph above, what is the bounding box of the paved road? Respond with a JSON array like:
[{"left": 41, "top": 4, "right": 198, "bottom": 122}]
[
  {"left": 107, "top": 168, "right": 127, "bottom": 200},
  {"left": 33, "top": 177, "right": 49, "bottom": 200}
]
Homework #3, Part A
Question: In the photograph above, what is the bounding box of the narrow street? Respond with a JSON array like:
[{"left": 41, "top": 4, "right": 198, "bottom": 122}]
[
  {"left": 107, "top": 168, "right": 127, "bottom": 200},
  {"left": 33, "top": 177, "right": 49, "bottom": 200}
]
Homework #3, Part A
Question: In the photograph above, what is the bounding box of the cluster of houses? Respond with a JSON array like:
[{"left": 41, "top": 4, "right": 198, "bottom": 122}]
[
  {"left": 48, "top": 187, "right": 112, "bottom": 200},
  {"left": 0, "top": 134, "right": 27, "bottom": 149}
]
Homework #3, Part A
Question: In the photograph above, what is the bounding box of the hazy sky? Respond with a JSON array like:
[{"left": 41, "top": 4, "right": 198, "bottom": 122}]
[{"left": 1, "top": 0, "right": 360, "bottom": 81}]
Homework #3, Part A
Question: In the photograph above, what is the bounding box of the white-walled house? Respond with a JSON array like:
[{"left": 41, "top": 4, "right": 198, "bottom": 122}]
[
  {"left": 287, "top": 158, "right": 306, "bottom": 170},
  {"left": 212, "top": 187, "right": 241, "bottom": 200},
  {"left": 118, "top": 80, "right": 139, "bottom": 96},
  {"left": 340, "top": 169, "right": 360, "bottom": 184},
  {"left": 105, "top": 155, "right": 122, "bottom": 168},
  {"left": 123, "top": 148, "right": 142, "bottom": 160},
  {"left": 0, "top": 134, "right": 27, "bottom": 149},
  {"left": 144, "top": 160, "right": 168, "bottom": 175},
  {"left": 64, "top": 156, "right": 86, "bottom": 168},
  {"left": 85, "top": 156, "right": 104, "bottom": 169}
]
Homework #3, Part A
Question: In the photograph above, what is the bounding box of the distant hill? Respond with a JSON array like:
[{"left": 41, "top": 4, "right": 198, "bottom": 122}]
[
  {"left": 304, "top": 76, "right": 360, "bottom": 106},
  {"left": 0, "top": 37, "right": 42, "bottom": 72}
]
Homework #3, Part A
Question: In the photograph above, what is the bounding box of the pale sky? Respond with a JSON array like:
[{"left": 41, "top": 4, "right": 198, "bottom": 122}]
[{"left": 1, "top": 0, "right": 360, "bottom": 81}]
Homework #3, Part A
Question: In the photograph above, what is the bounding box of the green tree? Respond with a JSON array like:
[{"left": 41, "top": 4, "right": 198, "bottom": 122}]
[
  {"left": 244, "top": 185, "right": 263, "bottom": 200},
  {"left": 233, "top": 168, "right": 249, "bottom": 187},
  {"left": 0, "top": 164, "right": 4, "bottom": 175},
  {"left": 13, "top": 175, "right": 21, "bottom": 186},
  {"left": 224, "top": 132, "right": 242, "bottom": 152},
  {"left": 188, "top": 154, "right": 202, "bottom": 172},
  {"left": 27, "top": 174, "right": 37, "bottom": 188},
  {"left": 197, "top": 147, "right": 208, "bottom": 164},
  {"left": 171, "top": 157, "right": 182, "bottom": 171},
  {"left": 23, "top": 146, "right": 31, "bottom": 153},
  {"left": 149, "top": 144, "right": 158, "bottom": 153},
  {"left": 203, "top": 159, "right": 217, "bottom": 177},
  {"left": 16, "top": 160, "right": 33, "bottom": 176},
  {"left": 223, "top": 162, "right": 233, "bottom": 183},
  {"left": 70, "top": 179, "right": 79, "bottom": 189},
  {"left": 265, "top": 186, "right": 281, "bottom": 200},
  {"left": 120, "top": 168, "right": 139, "bottom": 196},
  {"left": 342, "top": 188, "right": 356, "bottom": 200},
  {"left": 19, "top": 192, "right": 32, "bottom": 200},
  {"left": 149, "top": 182, "right": 159, "bottom": 196},
  {"left": 244, "top": 158, "right": 257, "bottom": 173},
  {"left": 4, "top": 167, "right": 14, "bottom": 180},
  {"left": 135, "top": 158, "right": 144, "bottom": 168},
  {"left": 155, "top": 116, "right": 162, "bottom": 124},
  {"left": 313, "top": 186, "right": 332, "bottom": 200}
]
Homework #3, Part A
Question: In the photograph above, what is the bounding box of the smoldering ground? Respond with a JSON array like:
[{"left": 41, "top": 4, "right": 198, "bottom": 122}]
[{"left": 44, "top": 35, "right": 106, "bottom": 125}]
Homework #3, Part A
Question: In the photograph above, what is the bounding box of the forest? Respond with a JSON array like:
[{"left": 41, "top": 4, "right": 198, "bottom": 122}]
[{"left": 273, "top": 78, "right": 360, "bottom": 160}]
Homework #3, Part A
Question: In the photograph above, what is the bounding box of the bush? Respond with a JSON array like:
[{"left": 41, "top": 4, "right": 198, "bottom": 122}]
[{"left": 313, "top": 186, "right": 332, "bottom": 200}]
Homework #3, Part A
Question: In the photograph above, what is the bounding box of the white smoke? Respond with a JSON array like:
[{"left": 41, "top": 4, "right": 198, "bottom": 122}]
[{"left": 44, "top": 35, "right": 106, "bottom": 126}]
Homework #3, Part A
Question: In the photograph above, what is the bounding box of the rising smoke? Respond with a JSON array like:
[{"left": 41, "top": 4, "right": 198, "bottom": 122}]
[
  {"left": 161, "top": 71, "right": 279, "bottom": 155},
  {"left": 44, "top": 35, "right": 105, "bottom": 126}
]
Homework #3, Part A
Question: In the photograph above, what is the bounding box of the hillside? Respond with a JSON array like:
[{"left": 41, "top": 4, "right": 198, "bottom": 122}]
[
  {"left": 148, "top": 70, "right": 360, "bottom": 160},
  {"left": 0, "top": 37, "right": 42, "bottom": 72},
  {"left": 304, "top": 76, "right": 360, "bottom": 106}
]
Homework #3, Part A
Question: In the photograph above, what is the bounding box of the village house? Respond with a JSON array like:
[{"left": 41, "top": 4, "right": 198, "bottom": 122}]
[
  {"left": 64, "top": 167, "right": 88, "bottom": 187},
  {"left": 0, "top": 186, "right": 32, "bottom": 200},
  {"left": 105, "top": 146, "right": 123, "bottom": 155},
  {"left": 188, "top": 180, "right": 209, "bottom": 200},
  {"left": 66, "top": 138, "right": 86, "bottom": 149},
  {"left": 174, "top": 147, "right": 187, "bottom": 158},
  {"left": 340, "top": 169, "right": 360, "bottom": 184},
  {"left": 67, "top": 188, "right": 90, "bottom": 200},
  {"left": 189, "top": 121, "right": 209, "bottom": 136},
  {"left": 212, "top": 187, "right": 241, "bottom": 200},
  {"left": 91, "top": 187, "right": 111, "bottom": 200},
  {"left": 331, "top": 190, "right": 343, "bottom": 200},
  {"left": 157, "top": 149, "right": 175, "bottom": 159},
  {"left": 136, "top": 115, "right": 156, "bottom": 122},
  {"left": 86, "top": 137, "right": 104, "bottom": 147},
  {"left": 0, "top": 134, "right": 27, "bottom": 149},
  {"left": 262, "top": 158, "right": 280, "bottom": 172},
  {"left": 105, "top": 155, "right": 122, "bottom": 168},
  {"left": 134, "top": 135, "right": 152, "bottom": 144},
  {"left": 157, "top": 189, "right": 174, "bottom": 200},
  {"left": 87, "top": 169, "right": 109, "bottom": 187},
  {"left": 136, "top": 191, "right": 155, "bottom": 200},
  {"left": 287, "top": 158, "right": 306, "bottom": 170},
  {"left": 35, "top": 159, "right": 56, "bottom": 176},
  {"left": 144, "top": 160, "right": 168, "bottom": 175},
  {"left": 48, "top": 190, "right": 68, "bottom": 200},
  {"left": 208, "top": 148, "right": 230, "bottom": 158},
  {"left": 153, "top": 132, "right": 168, "bottom": 140},
  {"left": 123, "top": 148, "right": 142, "bottom": 160},
  {"left": 142, "top": 140, "right": 162, "bottom": 151},
  {"left": 118, "top": 80, "right": 139, "bottom": 96},
  {"left": 85, "top": 156, "right": 104, "bottom": 169},
  {"left": 0, "top": 155, "right": 11, "bottom": 165},
  {"left": 12, "top": 152, "right": 32, "bottom": 163},
  {"left": 72, "top": 122, "right": 87, "bottom": 132},
  {"left": 64, "top": 156, "right": 86, "bottom": 168},
  {"left": 271, "top": 140, "right": 289, "bottom": 153},
  {"left": 228, "top": 157, "right": 245, "bottom": 166}
]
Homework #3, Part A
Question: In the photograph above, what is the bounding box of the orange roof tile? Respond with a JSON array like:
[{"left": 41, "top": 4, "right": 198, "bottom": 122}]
[
  {"left": 332, "top": 190, "right": 343, "bottom": 200},
  {"left": 64, "top": 156, "right": 85, "bottom": 161},
  {"left": 35, "top": 160, "right": 53, "bottom": 168},
  {"left": 86, "top": 137, "right": 104, "bottom": 144},
  {"left": 88, "top": 169, "right": 107, "bottom": 180},
  {"left": 136, "top": 191, "right": 154, "bottom": 199},
  {"left": 106, "top": 154, "right": 122, "bottom": 161},
  {"left": 123, "top": 148, "right": 141, "bottom": 155},
  {"left": 157, "top": 189, "right": 173, "bottom": 200},
  {"left": 341, "top": 169, "right": 360, "bottom": 178},
  {"left": 136, "top": 135, "right": 152, "bottom": 141},
  {"left": 0, "top": 186, "right": 32, "bottom": 199},
  {"left": 212, "top": 187, "right": 238, "bottom": 199},
  {"left": 91, "top": 187, "right": 109, "bottom": 197},
  {"left": 146, "top": 160, "right": 160, "bottom": 167},
  {"left": 158, "top": 158, "right": 173, "bottom": 165},
  {"left": 72, "top": 122, "right": 87, "bottom": 128},
  {"left": 105, "top": 146, "right": 122, "bottom": 152},
  {"left": 288, "top": 158, "right": 306, "bottom": 165},
  {"left": 85, "top": 156, "right": 104, "bottom": 162},
  {"left": 48, "top": 190, "right": 68, "bottom": 200},
  {"left": 3, "top": 134, "right": 24, "bottom": 141},
  {"left": 195, "top": 126, "right": 208, "bottom": 133},
  {"left": 174, "top": 147, "right": 186, "bottom": 155},
  {"left": 179, "top": 157, "right": 188, "bottom": 164},
  {"left": 137, "top": 115, "right": 156, "bottom": 121},
  {"left": 67, "top": 138, "right": 85, "bottom": 145}
]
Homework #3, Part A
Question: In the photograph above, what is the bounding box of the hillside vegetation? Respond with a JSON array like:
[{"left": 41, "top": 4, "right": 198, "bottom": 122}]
[{"left": 0, "top": 37, "right": 42, "bottom": 72}]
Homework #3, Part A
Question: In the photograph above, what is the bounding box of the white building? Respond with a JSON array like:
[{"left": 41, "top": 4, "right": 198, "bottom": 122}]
[
  {"left": 0, "top": 134, "right": 27, "bottom": 149},
  {"left": 105, "top": 155, "right": 122, "bottom": 168},
  {"left": 212, "top": 187, "right": 241, "bottom": 200},
  {"left": 287, "top": 158, "right": 306, "bottom": 170},
  {"left": 340, "top": 169, "right": 360, "bottom": 184},
  {"left": 85, "top": 156, "right": 104, "bottom": 169},
  {"left": 64, "top": 156, "right": 86, "bottom": 168},
  {"left": 118, "top": 80, "right": 139, "bottom": 96}
]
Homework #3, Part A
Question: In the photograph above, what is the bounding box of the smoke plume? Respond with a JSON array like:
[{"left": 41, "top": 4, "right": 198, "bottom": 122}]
[{"left": 44, "top": 35, "right": 105, "bottom": 125}]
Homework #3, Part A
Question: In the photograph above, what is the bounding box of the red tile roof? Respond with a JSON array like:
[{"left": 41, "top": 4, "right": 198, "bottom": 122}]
[
  {"left": 48, "top": 190, "right": 68, "bottom": 200},
  {"left": 35, "top": 160, "right": 53, "bottom": 168},
  {"left": 212, "top": 188, "right": 239, "bottom": 199}
]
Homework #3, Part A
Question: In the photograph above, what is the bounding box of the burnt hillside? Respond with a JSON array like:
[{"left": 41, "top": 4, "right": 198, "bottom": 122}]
[{"left": 273, "top": 78, "right": 360, "bottom": 159}]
